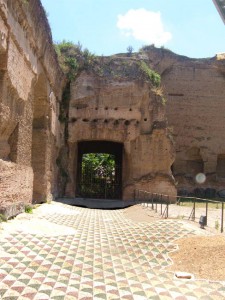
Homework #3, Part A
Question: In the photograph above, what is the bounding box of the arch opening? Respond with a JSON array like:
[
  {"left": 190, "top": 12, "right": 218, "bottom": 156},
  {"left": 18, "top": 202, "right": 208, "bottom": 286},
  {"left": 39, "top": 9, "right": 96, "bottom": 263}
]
[
  {"left": 185, "top": 147, "right": 204, "bottom": 176},
  {"left": 76, "top": 141, "right": 123, "bottom": 199},
  {"left": 216, "top": 154, "right": 225, "bottom": 178}
]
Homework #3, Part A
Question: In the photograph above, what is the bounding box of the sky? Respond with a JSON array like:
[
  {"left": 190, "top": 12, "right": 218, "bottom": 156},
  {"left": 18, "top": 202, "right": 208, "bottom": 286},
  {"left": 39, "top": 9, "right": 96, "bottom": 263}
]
[{"left": 41, "top": 0, "right": 225, "bottom": 59}]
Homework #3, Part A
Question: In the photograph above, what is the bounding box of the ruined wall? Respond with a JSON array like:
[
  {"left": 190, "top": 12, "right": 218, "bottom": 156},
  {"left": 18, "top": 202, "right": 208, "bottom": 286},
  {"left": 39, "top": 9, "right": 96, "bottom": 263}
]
[
  {"left": 142, "top": 47, "right": 225, "bottom": 196},
  {"left": 3, "top": 0, "right": 224, "bottom": 208},
  {"left": 0, "top": 0, "right": 64, "bottom": 216},
  {"left": 64, "top": 67, "right": 176, "bottom": 200}
]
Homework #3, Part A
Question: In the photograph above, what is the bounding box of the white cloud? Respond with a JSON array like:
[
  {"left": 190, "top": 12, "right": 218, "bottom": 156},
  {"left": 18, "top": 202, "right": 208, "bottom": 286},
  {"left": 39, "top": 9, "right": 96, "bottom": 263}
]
[{"left": 117, "top": 9, "right": 172, "bottom": 46}]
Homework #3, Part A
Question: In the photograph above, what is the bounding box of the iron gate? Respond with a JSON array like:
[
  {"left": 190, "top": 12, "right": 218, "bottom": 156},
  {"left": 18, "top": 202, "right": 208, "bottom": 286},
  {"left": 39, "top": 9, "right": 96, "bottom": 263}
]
[{"left": 76, "top": 162, "right": 122, "bottom": 199}]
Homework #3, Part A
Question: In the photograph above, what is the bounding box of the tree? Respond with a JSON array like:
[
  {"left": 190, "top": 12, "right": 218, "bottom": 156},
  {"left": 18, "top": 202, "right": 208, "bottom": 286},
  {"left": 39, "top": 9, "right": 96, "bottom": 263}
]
[
  {"left": 127, "top": 45, "right": 134, "bottom": 57},
  {"left": 82, "top": 153, "right": 115, "bottom": 177}
]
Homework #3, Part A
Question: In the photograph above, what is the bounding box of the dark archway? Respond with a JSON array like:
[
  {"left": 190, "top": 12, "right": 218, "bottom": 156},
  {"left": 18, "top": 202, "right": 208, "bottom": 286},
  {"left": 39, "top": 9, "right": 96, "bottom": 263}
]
[
  {"left": 216, "top": 154, "right": 225, "bottom": 178},
  {"left": 76, "top": 141, "right": 123, "bottom": 199}
]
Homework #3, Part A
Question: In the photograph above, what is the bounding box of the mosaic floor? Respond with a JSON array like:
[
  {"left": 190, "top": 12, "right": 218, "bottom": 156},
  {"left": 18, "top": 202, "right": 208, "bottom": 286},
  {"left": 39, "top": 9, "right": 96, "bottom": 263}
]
[{"left": 0, "top": 202, "right": 224, "bottom": 300}]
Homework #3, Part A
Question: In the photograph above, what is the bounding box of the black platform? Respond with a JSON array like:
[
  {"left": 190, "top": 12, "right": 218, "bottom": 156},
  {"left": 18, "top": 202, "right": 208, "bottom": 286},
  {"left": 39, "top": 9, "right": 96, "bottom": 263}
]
[{"left": 55, "top": 198, "right": 136, "bottom": 209}]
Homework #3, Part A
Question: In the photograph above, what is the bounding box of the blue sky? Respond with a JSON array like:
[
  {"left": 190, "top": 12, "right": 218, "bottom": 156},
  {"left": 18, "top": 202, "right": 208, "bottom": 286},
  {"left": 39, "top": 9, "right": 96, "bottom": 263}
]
[{"left": 41, "top": 0, "right": 225, "bottom": 58}]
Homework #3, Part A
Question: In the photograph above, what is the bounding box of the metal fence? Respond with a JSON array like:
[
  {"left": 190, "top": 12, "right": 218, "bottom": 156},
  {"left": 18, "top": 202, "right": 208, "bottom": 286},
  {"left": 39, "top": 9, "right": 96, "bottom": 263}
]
[
  {"left": 134, "top": 189, "right": 224, "bottom": 233},
  {"left": 77, "top": 164, "right": 122, "bottom": 199}
]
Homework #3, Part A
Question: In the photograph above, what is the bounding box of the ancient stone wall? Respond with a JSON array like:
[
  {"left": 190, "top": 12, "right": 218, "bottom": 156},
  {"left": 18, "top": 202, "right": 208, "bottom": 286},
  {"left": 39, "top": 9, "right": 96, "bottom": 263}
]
[
  {"left": 0, "top": 0, "right": 64, "bottom": 217},
  {"left": 142, "top": 47, "right": 225, "bottom": 197},
  {"left": 2, "top": 0, "right": 225, "bottom": 211},
  {"left": 64, "top": 68, "right": 176, "bottom": 200}
]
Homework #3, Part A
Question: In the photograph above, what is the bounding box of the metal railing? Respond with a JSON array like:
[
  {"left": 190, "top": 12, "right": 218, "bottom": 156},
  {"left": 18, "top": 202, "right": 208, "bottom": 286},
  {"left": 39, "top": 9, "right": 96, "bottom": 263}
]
[{"left": 134, "top": 189, "right": 225, "bottom": 233}]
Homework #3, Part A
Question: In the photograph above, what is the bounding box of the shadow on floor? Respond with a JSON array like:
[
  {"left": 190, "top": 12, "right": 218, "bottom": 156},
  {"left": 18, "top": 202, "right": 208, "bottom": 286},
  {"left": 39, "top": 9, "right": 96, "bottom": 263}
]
[{"left": 55, "top": 197, "right": 136, "bottom": 209}]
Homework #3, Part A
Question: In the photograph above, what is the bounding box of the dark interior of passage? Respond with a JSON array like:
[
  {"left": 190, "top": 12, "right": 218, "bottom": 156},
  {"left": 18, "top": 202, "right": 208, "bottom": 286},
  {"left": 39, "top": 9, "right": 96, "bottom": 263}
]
[{"left": 76, "top": 141, "right": 123, "bottom": 199}]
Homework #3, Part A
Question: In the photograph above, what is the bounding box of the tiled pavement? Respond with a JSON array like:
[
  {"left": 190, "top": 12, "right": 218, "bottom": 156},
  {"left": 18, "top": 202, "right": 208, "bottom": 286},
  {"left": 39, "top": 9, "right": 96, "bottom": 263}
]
[{"left": 0, "top": 202, "right": 225, "bottom": 300}]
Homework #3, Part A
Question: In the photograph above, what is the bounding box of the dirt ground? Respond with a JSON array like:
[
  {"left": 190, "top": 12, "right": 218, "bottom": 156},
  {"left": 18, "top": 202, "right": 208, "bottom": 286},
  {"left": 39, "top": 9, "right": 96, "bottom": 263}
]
[
  {"left": 167, "top": 235, "right": 225, "bottom": 281},
  {"left": 123, "top": 205, "right": 225, "bottom": 281}
]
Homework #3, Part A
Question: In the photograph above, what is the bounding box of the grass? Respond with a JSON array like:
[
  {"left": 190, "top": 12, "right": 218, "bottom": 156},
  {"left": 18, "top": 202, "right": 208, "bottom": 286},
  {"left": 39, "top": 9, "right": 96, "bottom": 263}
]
[
  {"left": 25, "top": 205, "right": 33, "bottom": 214},
  {"left": 178, "top": 201, "right": 221, "bottom": 209}
]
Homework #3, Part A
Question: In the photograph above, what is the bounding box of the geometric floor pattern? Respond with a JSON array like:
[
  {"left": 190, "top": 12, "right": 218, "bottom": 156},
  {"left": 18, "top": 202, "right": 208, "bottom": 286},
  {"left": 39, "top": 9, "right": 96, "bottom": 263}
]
[{"left": 0, "top": 203, "right": 225, "bottom": 300}]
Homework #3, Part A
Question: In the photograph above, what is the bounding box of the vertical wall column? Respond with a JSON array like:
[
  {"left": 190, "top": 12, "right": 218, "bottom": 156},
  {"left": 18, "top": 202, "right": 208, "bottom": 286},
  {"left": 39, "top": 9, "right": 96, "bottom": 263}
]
[{"left": 32, "top": 74, "right": 52, "bottom": 203}]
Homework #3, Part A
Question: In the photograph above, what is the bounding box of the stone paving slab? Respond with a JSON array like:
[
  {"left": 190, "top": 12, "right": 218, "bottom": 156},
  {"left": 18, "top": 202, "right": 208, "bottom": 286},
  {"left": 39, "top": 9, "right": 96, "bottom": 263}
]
[{"left": 0, "top": 202, "right": 224, "bottom": 299}]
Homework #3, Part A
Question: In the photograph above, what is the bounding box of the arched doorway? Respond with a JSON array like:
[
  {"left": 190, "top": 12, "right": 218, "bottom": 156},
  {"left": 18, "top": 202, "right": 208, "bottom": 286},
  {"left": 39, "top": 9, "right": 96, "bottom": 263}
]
[
  {"left": 76, "top": 141, "right": 123, "bottom": 199},
  {"left": 185, "top": 147, "right": 204, "bottom": 176}
]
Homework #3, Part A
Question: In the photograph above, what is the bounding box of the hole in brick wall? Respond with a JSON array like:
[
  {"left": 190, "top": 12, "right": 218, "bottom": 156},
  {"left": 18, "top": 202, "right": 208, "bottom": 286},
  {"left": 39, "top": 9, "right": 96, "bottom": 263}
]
[
  {"left": 95, "top": 107, "right": 98, "bottom": 110},
  {"left": 76, "top": 104, "right": 88, "bottom": 109},
  {"left": 186, "top": 147, "right": 204, "bottom": 176},
  {"left": 216, "top": 154, "right": 225, "bottom": 178},
  {"left": 114, "top": 107, "right": 118, "bottom": 110},
  {"left": 186, "top": 160, "right": 204, "bottom": 176},
  {"left": 93, "top": 119, "right": 97, "bottom": 123},
  {"left": 124, "top": 120, "right": 130, "bottom": 126},
  {"left": 104, "top": 119, "right": 108, "bottom": 123},
  {"left": 144, "top": 118, "right": 147, "bottom": 122},
  {"left": 114, "top": 120, "right": 119, "bottom": 125},
  {"left": 71, "top": 118, "right": 77, "bottom": 123},
  {"left": 105, "top": 107, "right": 108, "bottom": 110},
  {"left": 83, "top": 119, "right": 89, "bottom": 122},
  {"left": 129, "top": 108, "right": 132, "bottom": 111}
]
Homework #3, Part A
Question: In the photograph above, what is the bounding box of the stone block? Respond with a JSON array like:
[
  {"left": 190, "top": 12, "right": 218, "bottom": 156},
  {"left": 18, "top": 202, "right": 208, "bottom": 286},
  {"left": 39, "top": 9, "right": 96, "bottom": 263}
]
[
  {"left": 175, "top": 272, "right": 194, "bottom": 280},
  {"left": 0, "top": 202, "right": 25, "bottom": 220}
]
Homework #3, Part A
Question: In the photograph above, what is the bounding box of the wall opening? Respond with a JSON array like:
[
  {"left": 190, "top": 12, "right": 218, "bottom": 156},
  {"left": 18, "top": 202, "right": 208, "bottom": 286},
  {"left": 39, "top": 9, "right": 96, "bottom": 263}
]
[
  {"left": 216, "top": 154, "right": 225, "bottom": 178},
  {"left": 186, "top": 147, "right": 204, "bottom": 176},
  {"left": 76, "top": 141, "right": 123, "bottom": 199}
]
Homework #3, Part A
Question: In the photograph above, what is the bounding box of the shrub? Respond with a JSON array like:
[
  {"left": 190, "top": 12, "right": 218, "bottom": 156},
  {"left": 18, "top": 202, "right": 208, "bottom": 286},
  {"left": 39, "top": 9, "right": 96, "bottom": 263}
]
[
  {"left": 127, "top": 46, "right": 133, "bottom": 57},
  {"left": 25, "top": 205, "right": 33, "bottom": 214},
  {"left": 139, "top": 61, "right": 161, "bottom": 87},
  {"left": 54, "top": 41, "right": 96, "bottom": 80}
]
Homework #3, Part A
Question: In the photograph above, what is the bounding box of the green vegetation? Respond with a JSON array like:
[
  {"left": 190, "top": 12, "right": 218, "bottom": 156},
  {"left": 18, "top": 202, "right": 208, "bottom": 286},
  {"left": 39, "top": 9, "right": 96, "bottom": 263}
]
[
  {"left": 54, "top": 41, "right": 95, "bottom": 80},
  {"left": 139, "top": 44, "right": 155, "bottom": 52},
  {"left": 80, "top": 153, "right": 116, "bottom": 198},
  {"left": 215, "top": 220, "right": 220, "bottom": 230},
  {"left": 25, "top": 205, "right": 33, "bottom": 214},
  {"left": 140, "top": 44, "right": 172, "bottom": 53},
  {"left": 178, "top": 200, "right": 220, "bottom": 209},
  {"left": 54, "top": 41, "right": 162, "bottom": 88},
  {"left": 139, "top": 61, "right": 161, "bottom": 87},
  {"left": 0, "top": 214, "right": 7, "bottom": 223},
  {"left": 55, "top": 41, "right": 165, "bottom": 119},
  {"left": 82, "top": 153, "right": 115, "bottom": 177}
]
